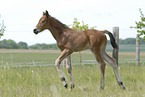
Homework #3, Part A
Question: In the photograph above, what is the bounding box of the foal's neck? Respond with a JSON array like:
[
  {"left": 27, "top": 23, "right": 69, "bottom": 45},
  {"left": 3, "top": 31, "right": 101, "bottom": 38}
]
[{"left": 47, "top": 17, "right": 68, "bottom": 41}]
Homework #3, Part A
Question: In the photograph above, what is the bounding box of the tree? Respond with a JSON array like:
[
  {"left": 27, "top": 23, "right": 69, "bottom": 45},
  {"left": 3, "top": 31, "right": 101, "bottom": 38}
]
[
  {"left": 7, "top": 39, "right": 19, "bottom": 49},
  {"left": 18, "top": 42, "right": 28, "bottom": 49},
  {"left": 69, "top": 18, "right": 96, "bottom": 31},
  {"left": 29, "top": 43, "right": 58, "bottom": 50},
  {"left": 0, "top": 15, "right": 6, "bottom": 38},
  {"left": 0, "top": 39, "right": 18, "bottom": 49},
  {"left": 131, "top": 8, "right": 145, "bottom": 41}
]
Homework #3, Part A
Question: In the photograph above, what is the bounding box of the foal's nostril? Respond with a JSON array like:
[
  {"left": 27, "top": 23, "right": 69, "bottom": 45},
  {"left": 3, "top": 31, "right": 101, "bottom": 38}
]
[{"left": 33, "top": 29, "right": 38, "bottom": 34}]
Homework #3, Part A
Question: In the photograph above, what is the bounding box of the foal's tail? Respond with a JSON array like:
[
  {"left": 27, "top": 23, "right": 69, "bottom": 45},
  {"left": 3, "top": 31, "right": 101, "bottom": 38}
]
[{"left": 104, "top": 30, "right": 118, "bottom": 49}]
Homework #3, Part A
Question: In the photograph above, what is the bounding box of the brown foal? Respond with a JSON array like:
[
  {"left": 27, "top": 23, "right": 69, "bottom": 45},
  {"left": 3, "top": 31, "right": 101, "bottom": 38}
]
[{"left": 33, "top": 10, "right": 125, "bottom": 90}]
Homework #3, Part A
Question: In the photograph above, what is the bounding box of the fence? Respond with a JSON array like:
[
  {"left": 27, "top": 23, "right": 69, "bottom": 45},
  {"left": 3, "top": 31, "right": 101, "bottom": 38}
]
[
  {"left": 81, "top": 51, "right": 145, "bottom": 66},
  {"left": 0, "top": 49, "right": 145, "bottom": 68}
]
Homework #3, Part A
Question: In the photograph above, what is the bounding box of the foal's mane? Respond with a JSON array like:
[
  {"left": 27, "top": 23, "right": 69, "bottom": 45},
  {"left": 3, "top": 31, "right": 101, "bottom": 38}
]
[{"left": 51, "top": 16, "right": 70, "bottom": 29}]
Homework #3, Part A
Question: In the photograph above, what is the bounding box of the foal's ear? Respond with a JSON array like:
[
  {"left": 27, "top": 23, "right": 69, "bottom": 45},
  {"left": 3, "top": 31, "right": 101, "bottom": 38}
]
[
  {"left": 43, "top": 10, "right": 49, "bottom": 17},
  {"left": 46, "top": 10, "right": 49, "bottom": 17}
]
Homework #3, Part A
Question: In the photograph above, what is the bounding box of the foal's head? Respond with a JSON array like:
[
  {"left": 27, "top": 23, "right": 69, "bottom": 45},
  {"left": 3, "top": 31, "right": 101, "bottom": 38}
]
[{"left": 33, "top": 10, "right": 49, "bottom": 34}]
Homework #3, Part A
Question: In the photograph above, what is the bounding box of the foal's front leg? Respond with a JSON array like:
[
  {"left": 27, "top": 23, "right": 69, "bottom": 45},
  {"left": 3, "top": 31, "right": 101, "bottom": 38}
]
[{"left": 55, "top": 49, "right": 72, "bottom": 88}]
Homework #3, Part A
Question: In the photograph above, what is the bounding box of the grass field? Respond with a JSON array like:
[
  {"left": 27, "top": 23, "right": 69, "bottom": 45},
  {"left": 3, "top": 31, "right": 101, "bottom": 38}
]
[{"left": 0, "top": 49, "right": 145, "bottom": 97}]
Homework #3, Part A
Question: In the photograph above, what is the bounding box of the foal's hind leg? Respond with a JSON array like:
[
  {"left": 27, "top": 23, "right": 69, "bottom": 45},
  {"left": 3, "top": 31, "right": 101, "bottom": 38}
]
[
  {"left": 93, "top": 50, "right": 106, "bottom": 90},
  {"left": 66, "top": 55, "right": 75, "bottom": 90},
  {"left": 103, "top": 51, "right": 125, "bottom": 90}
]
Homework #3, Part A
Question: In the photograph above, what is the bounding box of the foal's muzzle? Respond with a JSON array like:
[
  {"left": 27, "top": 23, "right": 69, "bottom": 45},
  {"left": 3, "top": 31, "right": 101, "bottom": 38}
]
[{"left": 33, "top": 28, "right": 39, "bottom": 34}]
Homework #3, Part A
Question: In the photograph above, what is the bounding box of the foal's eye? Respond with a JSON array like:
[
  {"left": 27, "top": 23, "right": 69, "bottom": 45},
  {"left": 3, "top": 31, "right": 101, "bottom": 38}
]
[{"left": 42, "top": 20, "right": 45, "bottom": 23}]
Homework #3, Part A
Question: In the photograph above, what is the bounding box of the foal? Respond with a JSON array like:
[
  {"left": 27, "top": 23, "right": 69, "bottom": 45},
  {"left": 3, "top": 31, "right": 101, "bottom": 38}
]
[{"left": 33, "top": 10, "right": 125, "bottom": 90}]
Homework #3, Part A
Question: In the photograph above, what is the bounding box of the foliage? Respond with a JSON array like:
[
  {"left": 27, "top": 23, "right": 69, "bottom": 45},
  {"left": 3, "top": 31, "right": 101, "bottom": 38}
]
[
  {"left": 0, "top": 39, "right": 18, "bottom": 49},
  {"left": 69, "top": 18, "right": 96, "bottom": 30},
  {"left": 29, "top": 44, "right": 48, "bottom": 50},
  {"left": 0, "top": 15, "right": 6, "bottom": 38},
  {"left": 0, "top": 39, "right": 28, "bottom": 49},
  {"left": 106, "top": 38, "right": 145, "bottom": 45},
  {"left": 18, "top": 42, "right": 28, "bottom": 49},
  {"left": 120, "top": 38, "right": 145, "bottom": 44},
  {"left": 131, "top": 8, "right": 145, "bottom": 41},
  {"left": 29, "top": 43, "right": 58, "bottom": 50}
]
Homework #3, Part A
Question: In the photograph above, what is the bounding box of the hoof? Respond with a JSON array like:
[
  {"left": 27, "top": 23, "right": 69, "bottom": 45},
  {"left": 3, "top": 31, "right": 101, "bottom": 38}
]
[
  {"left": 61, "top": 77, "right": 68, "bottom": 89},
  {"left": 64, "top": 83, "right": 68, "bottom": 89},
  {"left": 120, "top": 82, "right": 125, "bottom": 90},
  {"left": 120, "top": 84, "right": 125, "bottom": 90}
]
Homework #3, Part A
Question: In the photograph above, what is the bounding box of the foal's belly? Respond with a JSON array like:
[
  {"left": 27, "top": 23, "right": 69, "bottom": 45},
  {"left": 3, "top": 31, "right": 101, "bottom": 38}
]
[{"left": 73, "top": 43, "right": 90, "bottom": 52}]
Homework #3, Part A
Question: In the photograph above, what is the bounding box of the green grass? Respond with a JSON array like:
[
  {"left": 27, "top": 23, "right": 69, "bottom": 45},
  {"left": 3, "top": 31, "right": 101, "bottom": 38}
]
[
  {"left": 0, "top": 65, "right": 145, "bottom": 97},
  {"left": 0, "top": 49, "right": 145, "bottom": 97}
]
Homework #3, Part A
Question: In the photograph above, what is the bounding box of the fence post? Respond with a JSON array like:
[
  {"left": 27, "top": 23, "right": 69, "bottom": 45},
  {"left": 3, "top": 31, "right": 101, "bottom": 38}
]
[
  {"left": 136, "top": 36, "right": 140, "bottom": 65},
  {"left": 112, "top": 27, "right": 119, "bottom": 66}
]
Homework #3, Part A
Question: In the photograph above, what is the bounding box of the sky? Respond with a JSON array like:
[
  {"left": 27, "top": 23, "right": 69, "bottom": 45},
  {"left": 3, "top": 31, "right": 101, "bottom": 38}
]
[{"left": 0, "top": 0, "right": 145, "bottom": 45}]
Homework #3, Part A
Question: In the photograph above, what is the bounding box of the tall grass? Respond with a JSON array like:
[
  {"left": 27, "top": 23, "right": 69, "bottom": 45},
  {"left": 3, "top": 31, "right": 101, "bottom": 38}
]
[
  {"left": 0, "top": 50, "right": 145, "bottom": 97},
  {"left": 0, "top": 65, "right": 145, "bottom": 97}
]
